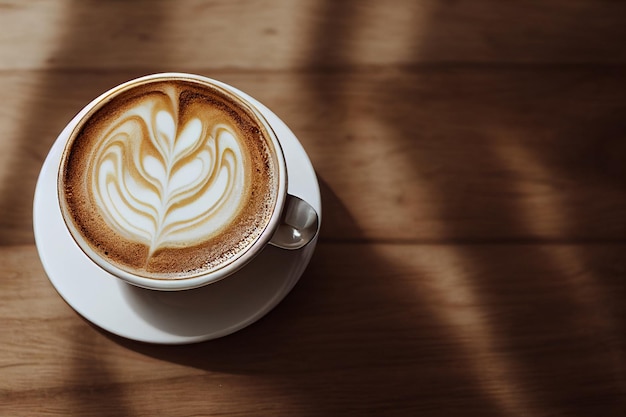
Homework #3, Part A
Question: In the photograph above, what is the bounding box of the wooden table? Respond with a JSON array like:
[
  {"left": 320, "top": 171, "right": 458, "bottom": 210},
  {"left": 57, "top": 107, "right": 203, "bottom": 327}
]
[{"left": 1, "top": 1, "right": 624, "bottom": 415}]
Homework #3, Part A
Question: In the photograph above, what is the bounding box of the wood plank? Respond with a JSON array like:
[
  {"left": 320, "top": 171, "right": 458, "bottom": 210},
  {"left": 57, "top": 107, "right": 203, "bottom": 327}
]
[
  {"left": 1, "top": 0, "right": 625, "bottom": 71},
  {"left": 1, "top": 244, "right": 624, "bottom": 416},
  {"left": 0, "top": 69, "right": 624, "bottom": 244}
]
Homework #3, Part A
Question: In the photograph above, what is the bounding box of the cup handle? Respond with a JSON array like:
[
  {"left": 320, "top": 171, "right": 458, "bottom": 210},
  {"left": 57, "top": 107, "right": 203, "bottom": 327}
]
[{"left": 269, "top": 194, "right": 319, "bottom": 250}]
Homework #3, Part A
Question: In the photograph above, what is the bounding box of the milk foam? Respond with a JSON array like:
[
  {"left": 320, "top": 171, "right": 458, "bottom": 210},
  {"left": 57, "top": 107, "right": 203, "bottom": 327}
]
[{"left": 90, "top": 94, "right": 246, "bottom": 255}]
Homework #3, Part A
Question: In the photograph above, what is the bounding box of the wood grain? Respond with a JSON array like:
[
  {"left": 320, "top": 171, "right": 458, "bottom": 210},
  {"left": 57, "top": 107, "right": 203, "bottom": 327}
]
[
  {"left": 1, "top": 0, "right": 626, "bottom": 71},
  {"left": 0, "top": 0, "right": 624, "bottom": 416},
  {"left": 1, "top": 244, "right": 624, "bottom": 416},
  {"left": 0, "top": 69, "right": 624, "bottom": 244}
]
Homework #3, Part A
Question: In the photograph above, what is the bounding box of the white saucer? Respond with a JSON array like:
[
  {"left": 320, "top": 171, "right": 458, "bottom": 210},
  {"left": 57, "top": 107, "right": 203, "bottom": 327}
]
[{"left": 33, "top": 86, "right": 321, "bottom": 344}]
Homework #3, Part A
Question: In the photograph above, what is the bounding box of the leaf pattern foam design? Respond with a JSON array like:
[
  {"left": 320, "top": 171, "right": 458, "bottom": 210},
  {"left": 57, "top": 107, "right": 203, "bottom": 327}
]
[{"left": 91, "top": 97, "right": 245, "bottom": 256}]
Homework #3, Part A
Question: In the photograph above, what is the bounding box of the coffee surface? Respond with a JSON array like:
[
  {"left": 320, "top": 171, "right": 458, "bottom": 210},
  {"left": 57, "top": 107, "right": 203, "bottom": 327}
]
[{"left": 60, "top": 78, "right": 279, "bottom": 279}]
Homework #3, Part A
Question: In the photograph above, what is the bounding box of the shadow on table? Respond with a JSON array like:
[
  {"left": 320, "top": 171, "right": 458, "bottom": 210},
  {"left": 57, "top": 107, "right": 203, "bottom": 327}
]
[
  {"left": 108, "top": 2, "right": 626, "bottom": 415},
  {"left": 11, "top": 1, "right": 625, "bottom": 416},
  {"left": 108, "top": 177, "right": 505, "bottom": 417}
]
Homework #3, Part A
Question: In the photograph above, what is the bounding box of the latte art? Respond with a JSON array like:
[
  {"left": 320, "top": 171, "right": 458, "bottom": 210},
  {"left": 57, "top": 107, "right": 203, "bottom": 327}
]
[
  {"left": 60, "top": 78, "right": 279, "bottom": 280},
  {"left": 93, "top": 104, "right": 245, "bottom": 254}
]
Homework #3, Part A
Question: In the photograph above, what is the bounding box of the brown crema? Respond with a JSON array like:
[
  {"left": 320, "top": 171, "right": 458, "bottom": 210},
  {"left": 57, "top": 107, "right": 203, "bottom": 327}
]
[{"left": 59, "top": 78, "right": 279, "bottom": 280}]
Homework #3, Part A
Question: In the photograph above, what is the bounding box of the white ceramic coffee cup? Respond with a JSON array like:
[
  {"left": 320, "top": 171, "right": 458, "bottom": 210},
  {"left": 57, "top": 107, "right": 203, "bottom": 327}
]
[{"left": 57, "top": 73, "right": 319, "bottom": 291}]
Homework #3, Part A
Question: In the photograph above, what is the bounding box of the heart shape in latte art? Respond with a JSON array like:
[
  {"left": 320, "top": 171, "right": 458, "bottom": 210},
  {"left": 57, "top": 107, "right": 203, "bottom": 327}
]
[{"left": 91, "top": 101, "right": 245, "bottom": 256}]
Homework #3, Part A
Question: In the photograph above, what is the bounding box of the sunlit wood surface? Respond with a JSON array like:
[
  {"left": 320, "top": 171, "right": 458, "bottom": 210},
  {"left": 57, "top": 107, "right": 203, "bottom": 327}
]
[{"left": 1, "top": 1, "right": 624, "bottom": 416}]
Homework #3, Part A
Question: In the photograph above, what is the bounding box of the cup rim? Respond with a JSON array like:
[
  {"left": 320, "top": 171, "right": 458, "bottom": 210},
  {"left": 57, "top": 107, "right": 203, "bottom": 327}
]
[{"left": 57, "top": 72, "right": 288, "bottom": 291}]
